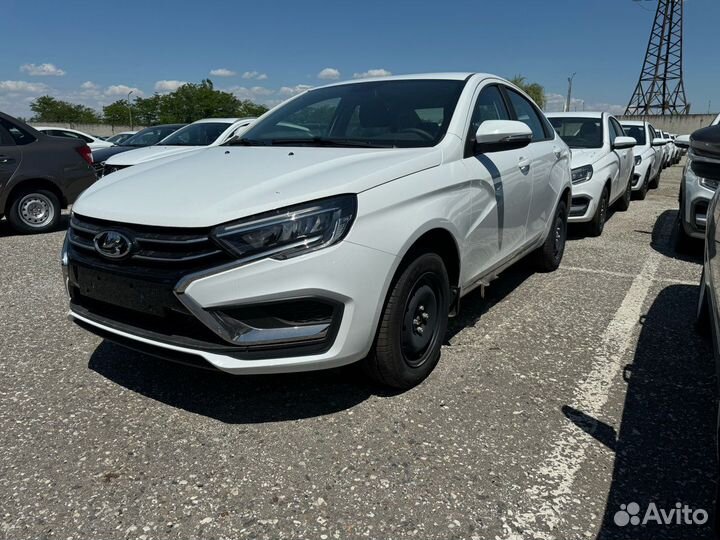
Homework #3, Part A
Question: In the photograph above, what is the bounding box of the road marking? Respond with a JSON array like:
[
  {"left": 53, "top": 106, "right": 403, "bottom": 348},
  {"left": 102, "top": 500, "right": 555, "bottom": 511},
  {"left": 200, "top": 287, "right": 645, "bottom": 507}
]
[
  {"left": 499, "top": 253, "right": 662, "bottom": 540},
  {"left": 560, "top": 264, "right": 696, "bottom": 286}
]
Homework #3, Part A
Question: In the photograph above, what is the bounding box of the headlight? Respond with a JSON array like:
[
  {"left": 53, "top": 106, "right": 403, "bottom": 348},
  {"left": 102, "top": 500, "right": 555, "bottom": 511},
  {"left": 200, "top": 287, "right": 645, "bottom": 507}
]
[
  {"left": 634, "top": 155, "right": 642, "bottom": 166},
  {"left": 213, "top": 195, "right": 357, "bottom": 261},
  {"left": 700, "top": 177, "right": 719, "bottom": 191},
  {"left": 571, "top": 165, "right": 593, "bottom": 185}
]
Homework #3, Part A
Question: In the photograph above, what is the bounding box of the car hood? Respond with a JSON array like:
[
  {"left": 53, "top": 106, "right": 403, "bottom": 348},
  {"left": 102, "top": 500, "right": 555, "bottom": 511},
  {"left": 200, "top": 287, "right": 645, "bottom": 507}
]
[
  {"left": 569, "top": 148, "right": 603, "bottom": 168},
  {"left": 74, "top": 145, "right": 442, "bottom": 227},
  {"left": 104, "top": 145, "right": 204, "bottom": 166}
]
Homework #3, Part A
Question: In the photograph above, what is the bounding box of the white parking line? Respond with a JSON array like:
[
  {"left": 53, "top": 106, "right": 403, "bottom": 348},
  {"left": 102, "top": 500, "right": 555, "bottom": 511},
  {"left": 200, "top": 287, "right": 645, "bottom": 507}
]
[
  {"left": 560, "top": 264, "right": 696, "bottom": 286},
  {"left": 499, "top": 253, "right": 662, "bottom": 540}
]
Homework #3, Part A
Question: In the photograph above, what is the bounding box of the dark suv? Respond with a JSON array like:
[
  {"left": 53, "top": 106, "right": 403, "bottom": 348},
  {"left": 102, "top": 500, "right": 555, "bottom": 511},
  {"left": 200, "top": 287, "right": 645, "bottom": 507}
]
[{"left": 0, "top": 112, "right": 96, "bottom": 234}]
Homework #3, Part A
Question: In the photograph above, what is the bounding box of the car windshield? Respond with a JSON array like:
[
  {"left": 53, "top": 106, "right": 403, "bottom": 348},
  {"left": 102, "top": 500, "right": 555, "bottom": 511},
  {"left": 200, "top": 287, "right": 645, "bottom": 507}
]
[
  {"left": 549, "top": 117, "right": 603, "bottom": 149},
  {"left": 123, "top": 126, "right": 182, "bottom": 147},
  {"left": 621, "top": 125, "right": 647, "bottom": 146},
  {"left": 160, "top": 122, "right": 230, "bottom": 146},
  {"left": 234, "top": 79, "right": 466, "bottom": 148}
]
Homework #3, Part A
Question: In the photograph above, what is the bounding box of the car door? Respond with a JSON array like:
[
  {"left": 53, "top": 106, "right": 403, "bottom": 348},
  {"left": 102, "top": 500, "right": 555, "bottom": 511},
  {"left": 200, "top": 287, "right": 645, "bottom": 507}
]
[
  {"left": 503, "top": 87, "right": 561, "bottom": 245},
  {"left": 0, "top": 123, "right": 22, "bottom": 199},
  {"left": 610, "top": 116, "right": 633, "bottom": 193},
  {"left": 460, "top": 83, "right": 532, "bottom": 280}
]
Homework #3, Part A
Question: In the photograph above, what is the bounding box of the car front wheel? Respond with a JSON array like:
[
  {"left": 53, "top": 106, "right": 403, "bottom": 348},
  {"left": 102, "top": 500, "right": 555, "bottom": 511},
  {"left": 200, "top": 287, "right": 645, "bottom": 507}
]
[
  {"left": 363, "top": 252, "right": 450, "bottom": 389},
  {"left": 6, "top": 188, "right": 61, "bottom": 234},
  {"left": 534, "top": 199, "right": 568, "bottom": 272},
  {"left": 616, "top": 174, "right": 632, "bottom": 211},
  {"left": 588, "top": 187, "right": 609, "bottom": 237}
]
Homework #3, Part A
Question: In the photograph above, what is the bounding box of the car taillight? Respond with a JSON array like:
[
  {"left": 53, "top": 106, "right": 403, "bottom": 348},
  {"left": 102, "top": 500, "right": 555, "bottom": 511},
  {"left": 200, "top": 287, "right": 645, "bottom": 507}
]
[{"left": 76, "top": 145, "right": 92, "bottom": 165}]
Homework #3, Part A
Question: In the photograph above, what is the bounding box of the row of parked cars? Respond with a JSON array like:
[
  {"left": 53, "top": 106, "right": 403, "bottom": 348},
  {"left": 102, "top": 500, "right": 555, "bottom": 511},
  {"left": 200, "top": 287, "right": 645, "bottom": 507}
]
[{"left": 0, "top": 72, "right": 687, "bottom": 388}]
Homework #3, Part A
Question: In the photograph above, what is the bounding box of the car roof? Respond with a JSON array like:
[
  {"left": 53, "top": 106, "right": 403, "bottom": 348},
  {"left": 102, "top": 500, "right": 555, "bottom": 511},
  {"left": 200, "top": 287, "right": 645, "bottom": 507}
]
[
  {"left": 620, "top": 120, "right": 645, "bottom": 126},
  {"left": 318, "top": 72, "right": 481, "bottom": 88},
  {"left": 546, "top": 112, "right": 605, "bottom": 119},
  {"left": 191, "top": 118, "right": 242, "bottom": 124}
]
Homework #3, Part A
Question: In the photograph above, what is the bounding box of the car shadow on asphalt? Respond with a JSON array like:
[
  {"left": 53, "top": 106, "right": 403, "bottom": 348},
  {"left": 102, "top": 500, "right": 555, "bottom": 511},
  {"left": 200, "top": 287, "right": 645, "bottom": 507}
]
[
  {"left": 564, "top": 284, "right": 717, "bottom": 539},
  {"left": 649, "top": 209, "right": 704, "bottom": 264},
  {"left": 88, "top": 341, "right": 393, "bottom": 424},
  {"left": 0, "top": 213, "right": 70, "bottom": 238}
]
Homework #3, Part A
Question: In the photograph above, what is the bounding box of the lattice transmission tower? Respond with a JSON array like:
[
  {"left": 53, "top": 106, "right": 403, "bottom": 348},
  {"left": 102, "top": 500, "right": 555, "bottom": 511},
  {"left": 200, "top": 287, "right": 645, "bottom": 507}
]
[{"left": 625, "top": 0, "right": 690, "bottom": 116}]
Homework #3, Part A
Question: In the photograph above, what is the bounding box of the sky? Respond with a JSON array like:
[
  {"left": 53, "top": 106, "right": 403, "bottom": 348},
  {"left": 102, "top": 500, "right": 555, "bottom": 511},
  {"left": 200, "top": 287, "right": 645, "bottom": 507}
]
[{"left": 2, "top": 0, "right": 719, "bottom": 119}]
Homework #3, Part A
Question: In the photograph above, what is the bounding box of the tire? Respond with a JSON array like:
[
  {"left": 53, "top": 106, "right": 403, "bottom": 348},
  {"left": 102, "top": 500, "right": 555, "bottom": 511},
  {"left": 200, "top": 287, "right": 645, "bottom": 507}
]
[
  {"left": 6, "top": 188, "right": 61, "bottom": 234},
  {"left": 363, "top": 253, "right": 450, "bottom": 389},
  {"left": 534, "top": 199, "right": 568, "bottom": 273},
  {"left": 634, "top": 170, "right": 650, "bottom": 200},
  {"left": 697, "top": 268, "right": 711, "bottom": 337},
  {"left": 649, "top": 169, "right": 660, "bottom": 189},
  {"left": 616, "top": 175, "right": 632, "bottom": 211},
  {"left": 588, "top": 187, "right": 609, "bottom": 237}
]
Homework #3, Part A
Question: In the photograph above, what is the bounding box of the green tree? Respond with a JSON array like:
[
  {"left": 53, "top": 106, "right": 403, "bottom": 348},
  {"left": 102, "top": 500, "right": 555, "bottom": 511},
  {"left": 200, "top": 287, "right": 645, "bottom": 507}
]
[
  {"left": 134, "top": 95, "right": 162, "bottom": 125},
  {"left": 103, "top": 99, "right": 134, "bottom": 127},
  {"left": 30, "top": 96, "right": 101, "bottom": 123},
  {"left": 510, "top": 76, "right": 546, "bottom": 109}
]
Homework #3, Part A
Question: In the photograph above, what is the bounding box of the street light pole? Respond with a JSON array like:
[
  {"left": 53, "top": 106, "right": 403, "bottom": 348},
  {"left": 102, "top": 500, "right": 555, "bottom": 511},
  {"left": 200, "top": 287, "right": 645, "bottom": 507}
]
[
  {"left": 127, "top": 90, "right": 134, "bottom": 130},
  {"left": 565, "top": 73, "right": 577, "bottom": 113}
]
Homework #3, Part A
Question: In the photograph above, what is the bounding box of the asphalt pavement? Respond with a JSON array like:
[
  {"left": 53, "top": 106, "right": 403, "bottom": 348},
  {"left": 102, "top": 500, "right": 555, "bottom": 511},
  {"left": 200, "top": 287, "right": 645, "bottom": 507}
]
[{"left": 0, "top": 161, "right": 716, "bottom": 540}]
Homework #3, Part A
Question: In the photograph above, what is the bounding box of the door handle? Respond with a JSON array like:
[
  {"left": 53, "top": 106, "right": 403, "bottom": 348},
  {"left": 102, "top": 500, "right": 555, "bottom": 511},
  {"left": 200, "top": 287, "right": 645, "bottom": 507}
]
[
  {"left": 518, "top": 158, "right": 531, "bottom": 172},
  {"left": 0, "top": 156, "right": 14, "bottom": 164}
]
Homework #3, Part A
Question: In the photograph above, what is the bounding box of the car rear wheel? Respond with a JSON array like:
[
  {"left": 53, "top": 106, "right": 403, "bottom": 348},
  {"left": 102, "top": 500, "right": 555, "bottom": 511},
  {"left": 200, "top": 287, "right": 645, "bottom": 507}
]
[
  {"left": 534, "top": 199, "right": 567, "bottom": 272},
  {"left": 588, "top": 187, "right": 609, "bottom": 237},
  {"left": 363, "top": 253, "right": 449, "bottom": 389},
  {"left": 7, "top": 189, "right": 61, "bottom": 234}
]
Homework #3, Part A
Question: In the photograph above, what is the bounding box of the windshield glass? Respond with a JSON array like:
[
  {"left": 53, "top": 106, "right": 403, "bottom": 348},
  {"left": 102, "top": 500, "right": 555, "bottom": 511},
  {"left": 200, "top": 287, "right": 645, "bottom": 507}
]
[
  {"left": 160, "top": 122, "right": 230, "bottom": 146},
  {"left": 237, "top": 79, "right": 466, "bottom": 148},
  {"left": 621, "top": 125, "right": 647, "bottom": 146},
  {"left": 124, "top": 126, "right": 182, "bottom": 147},
  {"left": 549, "top": 117, "right": 603, "bottom": 149}
]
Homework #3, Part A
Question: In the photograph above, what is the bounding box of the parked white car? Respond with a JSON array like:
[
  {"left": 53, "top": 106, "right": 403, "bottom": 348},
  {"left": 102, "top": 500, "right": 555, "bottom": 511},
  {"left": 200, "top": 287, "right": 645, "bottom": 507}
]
[
  {"left": 63, "top": 73, "right": 572, "bottom": 389},
  {"left": 675, "top": 115, "right": 720, "bottom": 241},
  {"left": 663, "top": 131, "right": 680, "bottom": 165},
  {"left": 35, "top": 126, "right": 114, "bottom": 151},
  {"left": 620, "top": 120, "right": 665, "bottom": 199},
  {"left": 547, "top": 112, "right": 636, "bottom": 236},
  {"left": 102, "top": 117, "right": 255, "bottom": 172}
]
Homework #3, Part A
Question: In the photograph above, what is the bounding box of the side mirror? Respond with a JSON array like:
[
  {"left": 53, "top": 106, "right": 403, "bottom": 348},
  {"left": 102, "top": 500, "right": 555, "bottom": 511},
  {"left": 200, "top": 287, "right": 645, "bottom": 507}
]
[
  {"left": 674, "top": 134, "right": 690, "bottom": 149},
  {"left": 613, "top": 136, "right": 636, "bottom": 150},
  {"left": 652, "top": 137, "right": 668, "bottom": 147},
  {"left": 475, "top": 120, "right": 532, "bottom": 151}
]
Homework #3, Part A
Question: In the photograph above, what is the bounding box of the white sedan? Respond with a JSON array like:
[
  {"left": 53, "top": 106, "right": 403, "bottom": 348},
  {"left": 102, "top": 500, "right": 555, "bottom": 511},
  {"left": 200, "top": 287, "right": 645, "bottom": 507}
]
[
  {"left": 101, "top": 117, "right": 255, "bottom": 171},
  {"left": 620, "top": 120, "right": 665, "bottom": 199},
  {"left": 34, "top": 126, "right": 114, "bottom": 151},
  {"left": 548, "top": 112, "right": 636, "bottom": 236},
  {"left": 65, "top": 72, "right": 572, "bottom": 388}
]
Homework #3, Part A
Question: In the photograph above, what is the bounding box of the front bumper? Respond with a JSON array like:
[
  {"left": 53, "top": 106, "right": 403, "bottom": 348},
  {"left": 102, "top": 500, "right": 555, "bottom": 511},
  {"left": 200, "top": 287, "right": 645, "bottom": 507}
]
[
  {"left": 682, "top": 172, "right": 716, "bottom": 240},
  {"left": 631, "top": 159, "right": 652, "bottom": 191},
  {"left": 66, "top": 238, "right": 396, "bottom": 374},
  {"left": 568, "top": 176, "right": 606, "bottom": 223}
]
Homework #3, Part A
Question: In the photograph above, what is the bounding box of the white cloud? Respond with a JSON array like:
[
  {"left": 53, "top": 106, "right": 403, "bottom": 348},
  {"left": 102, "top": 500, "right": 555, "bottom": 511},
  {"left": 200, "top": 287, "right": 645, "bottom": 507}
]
[
  {"left": 80, "top": 81, "right": 98, "bottom": 90},
  {"left": 0, "top": 80, "right": 49, "bottom": 93},
  {"left": 227, "top": 86, "right": 276, "bottom": 100},
  {"left": 154, "top": 80, "right": 186, "bottom": 93},
  {"left": 105, "top": 84, "right": 144, "bottom": 97},
  {"left": 278, "top": 84, "right": 313, "bottom": 97},
  {"left": 210, "top": 68, "right": 236, "bottom": 77},
  {"left": 242, "top": 71, "right": 268, "bottom": 80},
  {"left": 20, "top": 63, "right": 66, "bottom": 76},
  {"left": 352, "top": 68, "right": 392, "bottom": 79},
  {"left": 318, "top": 68, "right": 341, "bottom": 80}
]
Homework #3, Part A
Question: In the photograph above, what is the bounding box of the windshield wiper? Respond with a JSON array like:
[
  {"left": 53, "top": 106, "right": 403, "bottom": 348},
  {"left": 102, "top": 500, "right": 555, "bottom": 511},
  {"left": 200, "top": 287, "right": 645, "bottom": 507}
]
[{"left": 267, "top": 137, "right": 393, "bottom": 148}]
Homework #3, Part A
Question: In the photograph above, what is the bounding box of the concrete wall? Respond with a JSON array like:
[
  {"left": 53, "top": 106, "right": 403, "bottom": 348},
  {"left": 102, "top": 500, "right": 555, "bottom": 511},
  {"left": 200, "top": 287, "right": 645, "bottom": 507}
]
[
  {"left": 28, "top": 122, "right": 146, "bottom": 137},
  {"left": 616, "top": 114, "right": 718, "bottom": 135}
]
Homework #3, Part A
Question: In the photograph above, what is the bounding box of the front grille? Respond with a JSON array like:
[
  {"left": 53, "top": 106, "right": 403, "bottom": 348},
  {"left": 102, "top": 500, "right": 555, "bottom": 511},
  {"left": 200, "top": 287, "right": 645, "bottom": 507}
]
[
  {"left": 102, "top": 164, "right": 130, "bottom": 176},
  {"left": 68, "top": 214, "right": 232, "bottom": 276}
]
